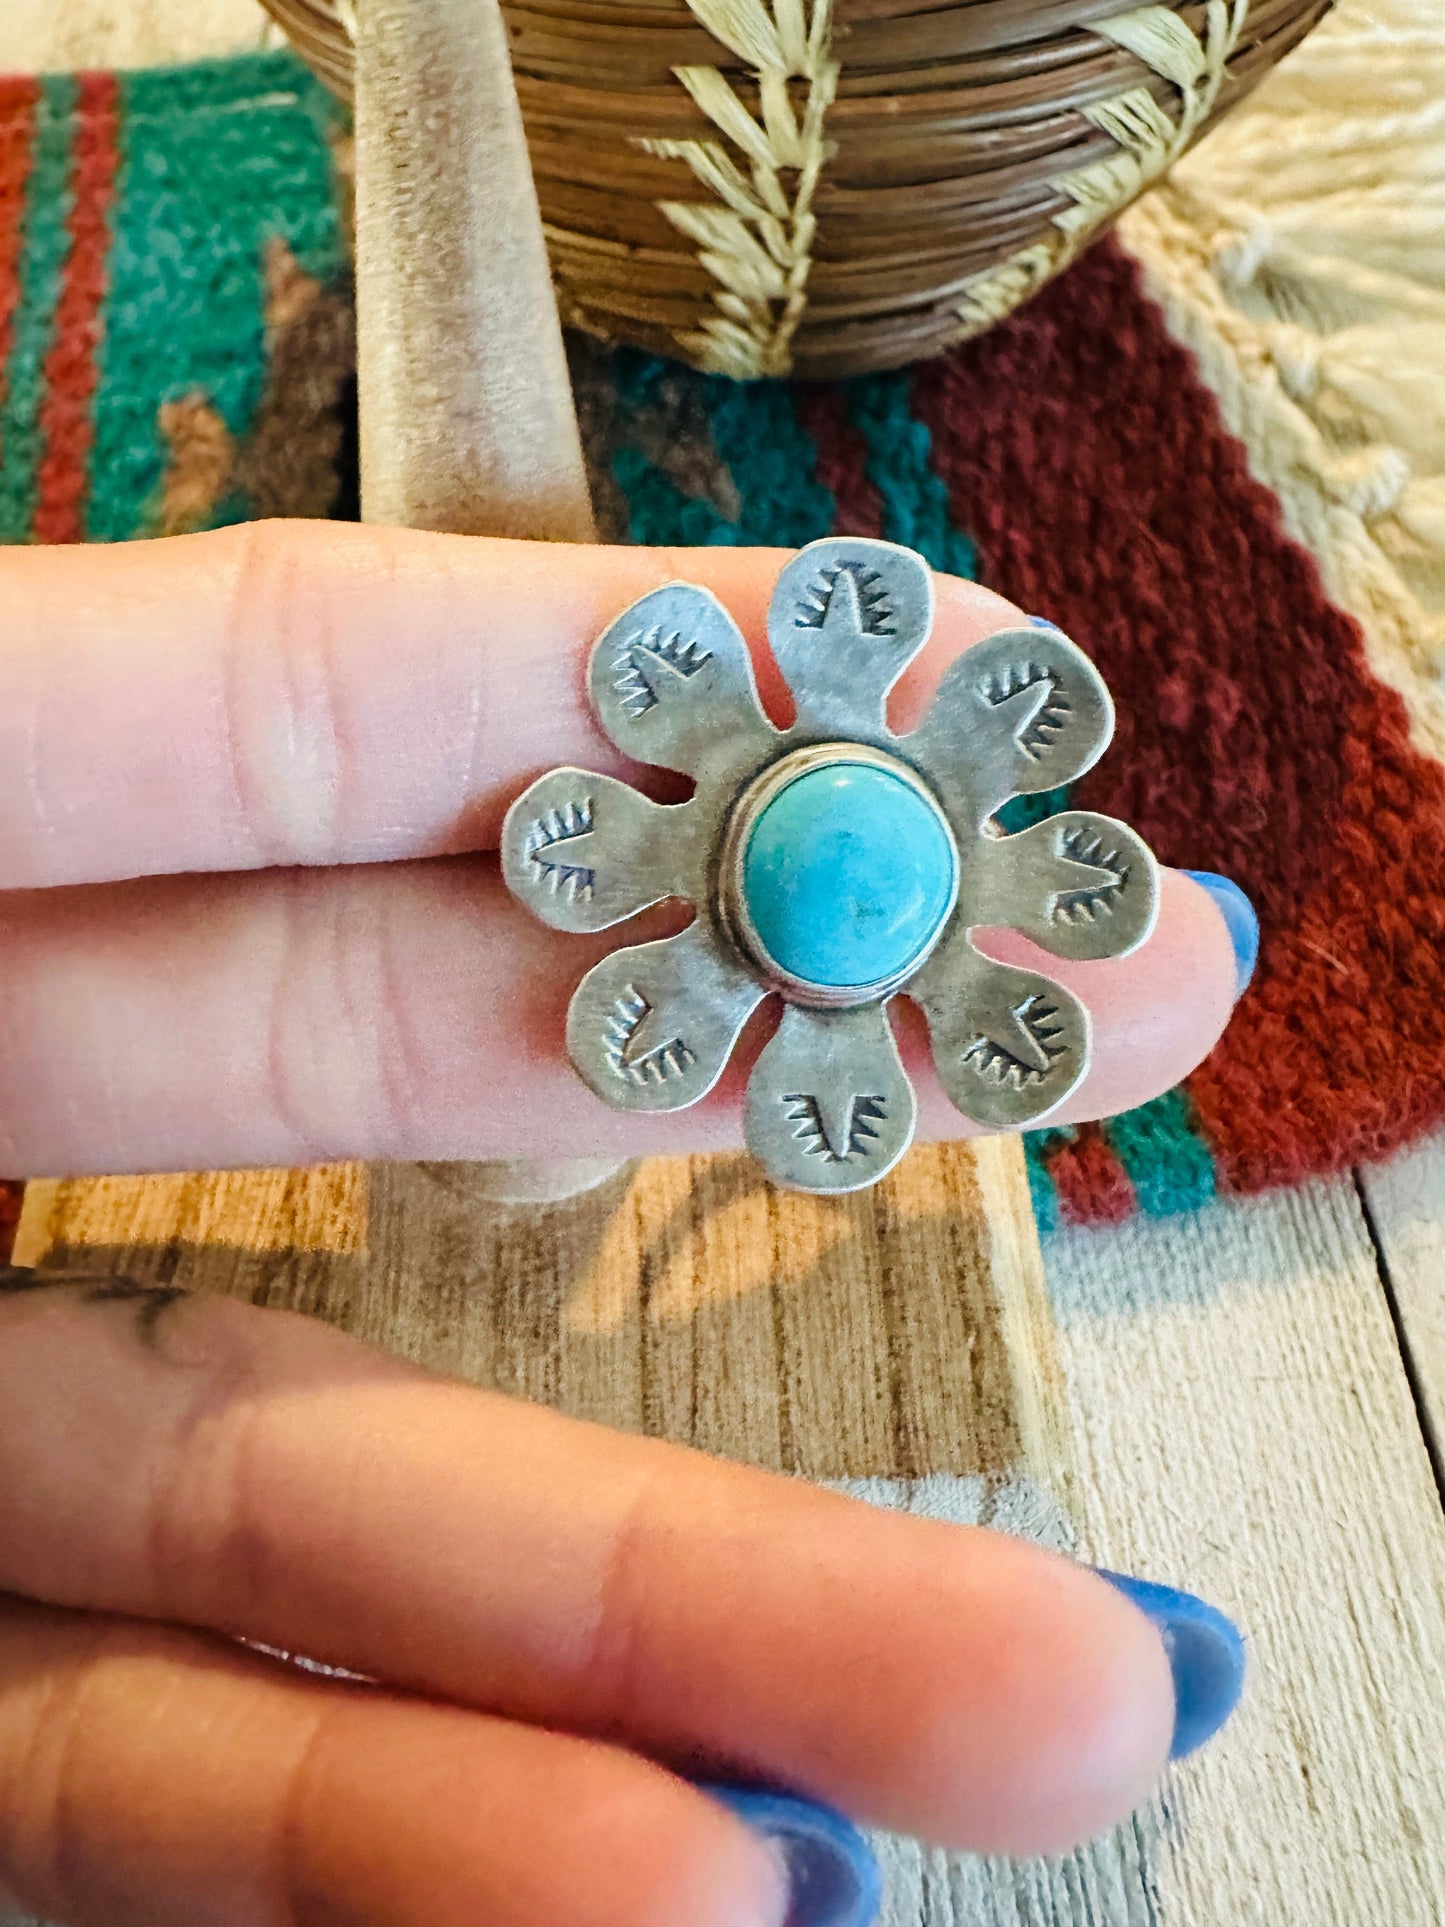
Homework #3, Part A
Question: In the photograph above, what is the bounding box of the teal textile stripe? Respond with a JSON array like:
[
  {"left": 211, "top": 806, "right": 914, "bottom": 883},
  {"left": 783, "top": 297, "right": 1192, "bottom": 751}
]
[
  {"left": 613, "top": 443, "right": 736, "bottom": 546},
  {"left": 87, "top": 52, "right": 344, "bottom": 541},
  {"left": 702, "top": 372, "right": 834, "bottom": 545},
  {"left": 0, "top": 75, "right": 75, "bottom": 543},
  {"left": 1022, "top": 1128, "right": 1071, "bottom": 1237},
  {"left": 1104, "top": 1088, "right": 1218, "bottom": 1217},
  {"left": 845, "top": 370, "right": 976, "bottom": 579},
  {"left": 613, "top": 352, "right": 835, "bottom": 547}
]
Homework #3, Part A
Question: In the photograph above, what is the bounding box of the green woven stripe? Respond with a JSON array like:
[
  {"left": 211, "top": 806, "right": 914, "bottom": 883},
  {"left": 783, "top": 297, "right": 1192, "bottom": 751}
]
[
  {"left": 613, "top": 352, "right": 834, "bottom": 546},
  {"left": 0, "top": 75, "right": 75, "bottom": 543},
  {"left": 613, "top": 443, "right": 735, "bottom": 546},
  {"left": 845, "top": 370, "right": 976, "bottom": 579},
  {"left": 1022, "top": 1127, "right": 1071, "bottom": 1237},
  {"left": 88, "top": 51, "right": 344, "bottom": 541},
  {"left": 1104, "top": 1087, "right": 1218, "bottom": 1217},
  {"left": 700, "top": 373, "right": 833, "bottom": 546}
]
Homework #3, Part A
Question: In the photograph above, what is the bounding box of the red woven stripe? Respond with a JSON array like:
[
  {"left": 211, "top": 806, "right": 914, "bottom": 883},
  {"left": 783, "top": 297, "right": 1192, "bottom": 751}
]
[
  {"left": 34, "top": 69, "right": 119, "bottom": 545},
  {"left": 915, "top": 241, "right": 1445, "bottom": 1194},
  {"left": 0, "top": 77, "right": 40, "bottom": 427},
  {"left": 793, "top": 384, "right": 884, "bottom": 537},
  {"left": 1046, "top": 1126, "right": 1138, "bottom": 1227},
  {"left": 0, "top": 1180, "right": 22, "bottom": 1266}
]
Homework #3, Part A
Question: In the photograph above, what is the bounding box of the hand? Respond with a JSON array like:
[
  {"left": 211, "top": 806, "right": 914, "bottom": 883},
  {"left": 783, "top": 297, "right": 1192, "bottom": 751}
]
[
  {"left": 0, "top": 524, "right": 1248, "bottom": 1926},
  {"left": 0, "top": 1279, "right": 1240, "bottom": 1927},
  {"left": 0, "top": 521, "right": 1246, "bottom": 1175}
]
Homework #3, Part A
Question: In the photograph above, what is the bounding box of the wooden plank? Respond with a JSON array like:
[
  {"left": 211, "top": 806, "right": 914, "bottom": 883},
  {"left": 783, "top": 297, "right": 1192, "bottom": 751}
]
[
  {"left": 1358, "top": 1130, "right": 1445, "bottom": 1480},
  {"left": 18, "top": 1139, "right": 1070, "bottom": 1488},
  {"left": 13, "top": 1166, "right": 367, "bottom": 1262},
  {"left": 1049, "top": 1178, "right": 1445, "bottom": 1925}
]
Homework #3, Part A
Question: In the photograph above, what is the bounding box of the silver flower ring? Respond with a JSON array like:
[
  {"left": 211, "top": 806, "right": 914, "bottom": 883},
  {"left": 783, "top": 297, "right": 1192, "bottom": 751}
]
[{"left": 502, "top": 538, "right": 1159, "bottom": 1195}]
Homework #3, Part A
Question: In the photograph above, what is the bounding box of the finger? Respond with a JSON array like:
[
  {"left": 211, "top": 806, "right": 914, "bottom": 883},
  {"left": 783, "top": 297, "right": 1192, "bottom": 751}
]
[
  {"left": 0, "top": 864, "right": 1232, "bottom": 1174},
  {"left": 0, "top": 1596, "right": 785, "bottom": 1927},
  {"left": 0, "top": 1284, "right": 1173, "bottom": 1855},
  {"left": 0, "top": 522, "right": 1027, "bottom": 889}
]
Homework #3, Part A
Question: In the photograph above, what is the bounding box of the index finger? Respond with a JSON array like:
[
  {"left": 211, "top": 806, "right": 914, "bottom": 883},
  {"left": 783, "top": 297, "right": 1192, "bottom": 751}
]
[
  {"left": 0, "top": 522, "right": 1028, "bottom": 889},
  {"left": 0, "top": 1280, "right": 1175, "bottom": 1858}
]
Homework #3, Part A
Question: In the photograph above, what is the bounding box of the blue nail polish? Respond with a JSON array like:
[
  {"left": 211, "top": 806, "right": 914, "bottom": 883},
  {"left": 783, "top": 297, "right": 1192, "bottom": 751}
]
[
  {"left": 1096, "top": 1570, "right": 1246, "bottom": 1760},
  {"left": 698, "top": 1784, "right": 882, "bottom": 1927},
  {"left": 1027, "top": 614, "right": 1064, "bottom": 631},
  {"left": 1181, "top": 870, "right": 1259, "bottom": 997}
]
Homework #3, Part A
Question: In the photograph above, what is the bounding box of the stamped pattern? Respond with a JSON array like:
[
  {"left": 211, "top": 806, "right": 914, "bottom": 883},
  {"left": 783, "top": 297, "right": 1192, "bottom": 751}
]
[{"left": 506, "top": 538, "right": 1158, "bottom": 1189}]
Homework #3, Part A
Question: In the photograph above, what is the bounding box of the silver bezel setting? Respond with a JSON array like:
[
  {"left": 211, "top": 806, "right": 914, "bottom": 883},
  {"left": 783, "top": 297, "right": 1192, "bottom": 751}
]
[{"left": 714, "top": 741, "right": 961, "bottom": 1011}]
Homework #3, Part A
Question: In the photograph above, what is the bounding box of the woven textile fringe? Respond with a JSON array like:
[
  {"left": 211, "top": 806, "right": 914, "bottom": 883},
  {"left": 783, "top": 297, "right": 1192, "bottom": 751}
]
[{"left": 1120, "top": 0, "right": 1445, "bottom": 770}]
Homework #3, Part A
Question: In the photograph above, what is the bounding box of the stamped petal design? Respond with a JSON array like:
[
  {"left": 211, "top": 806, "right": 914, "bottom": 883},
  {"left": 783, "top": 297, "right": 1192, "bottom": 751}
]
[
  {"left": 910, "top": 939, "right": 1089, "bottom": 1130},
  {"left": 745, "top": 1001, "right": 916, "bottom": 1193},
  {"left": 501, "top": 768, "right": 709, "bottom": 934},
  {"left": 909, "top": 625, "right": 1114, "bottom": 828},
  {"left": 590, "top": 583, "right": 775, "bottom": 783},
  {"left": 768, "top": 538, "right": 934, "bottom": 740},
  {"left": 969, "top": 810, "right": 1160, "bottom": 962},
  {"left": 566, "top": 919, "right": 766, "bottom": 1114}
]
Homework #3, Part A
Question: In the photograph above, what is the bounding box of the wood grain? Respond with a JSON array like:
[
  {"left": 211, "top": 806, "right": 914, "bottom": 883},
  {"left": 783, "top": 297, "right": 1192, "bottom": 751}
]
[
  {"left": 1051, "top": 1179, "right": 1445, "bottom": 1925},
  {"left": 1359, "top": 1131, "right": 1445, "bottom": 1481},
  {"left": 13, "top": 1165, "right": 368, "bottom": 1262},
  {"left": 16, "top": 1139, "right": 1068, "bottom": 1487},
  {"left": 8, "top": 5, "right": 1445, "bottom": 1925}
]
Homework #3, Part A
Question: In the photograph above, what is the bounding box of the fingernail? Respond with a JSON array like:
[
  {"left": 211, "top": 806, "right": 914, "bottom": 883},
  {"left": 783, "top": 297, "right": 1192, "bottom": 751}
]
[
  {"left": 1181, "top": 870, "right": 1259, "bottom": 998},
  {"left": 1027, "top": 613, "right": 1063, "bottom": 630},
  {"left": 698, "top": 1784, "right": 882, "bottom": 1927},
  {"left": 1096, "top": 1570, "right": 1246, "bottom": 1759}
]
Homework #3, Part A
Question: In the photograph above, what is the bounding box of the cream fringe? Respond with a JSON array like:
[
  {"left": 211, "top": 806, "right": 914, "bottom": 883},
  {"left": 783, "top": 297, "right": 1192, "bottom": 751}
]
[{"left": 1120, "top": 0, "right": 1445, "bottom": 767}]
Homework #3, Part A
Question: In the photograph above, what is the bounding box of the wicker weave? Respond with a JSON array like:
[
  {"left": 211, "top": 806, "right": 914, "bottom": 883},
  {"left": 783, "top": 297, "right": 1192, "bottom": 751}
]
[{"left": 263, "top": 0, "right": 1330, "bottom": 378}]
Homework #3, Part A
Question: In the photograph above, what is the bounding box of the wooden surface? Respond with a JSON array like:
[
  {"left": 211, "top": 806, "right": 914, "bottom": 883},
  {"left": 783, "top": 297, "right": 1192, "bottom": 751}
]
[
  {"left": 7, "top": 4, "right": 1445, "bottom": 1925},
  {"left": 1053, "top": 1175, "right": 1445, "bottom": 1926},
  {"left": 1360, "top": 1137, "right": 1445, "bottom": 1484},
  {"left": 13, "top": 1141, "right": 1072, "bottom": 1491}
]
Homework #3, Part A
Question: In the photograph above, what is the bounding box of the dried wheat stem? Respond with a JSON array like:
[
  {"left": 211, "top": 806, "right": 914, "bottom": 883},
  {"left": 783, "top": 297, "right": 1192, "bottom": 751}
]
[
  {"left": 955, "top": 0, "right": 1250, "bottom": 338},
  {"left": 641, "top": 0, "right": 838, "bottom": 378}
]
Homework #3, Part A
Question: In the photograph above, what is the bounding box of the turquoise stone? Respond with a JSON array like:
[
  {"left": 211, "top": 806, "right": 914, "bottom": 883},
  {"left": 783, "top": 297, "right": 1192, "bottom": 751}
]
[{"left": 741, "top": 761, "right": 957, "bottom": 991}]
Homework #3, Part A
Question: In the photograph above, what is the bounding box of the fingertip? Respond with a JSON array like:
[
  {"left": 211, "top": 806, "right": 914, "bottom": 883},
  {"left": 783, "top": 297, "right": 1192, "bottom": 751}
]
[
  {"left": 696, "top": 1785, "right": 881, "bottom": 1927},
  {"left": 927, "top": 1545, "right": 1178, "bottom": 1856},
  {"left": 1179, "top": 870, "right": 1259, "bottom": 999},
  {"left": 966, "top": 865, "right": 1239, "bottom": 1131},
  {"left": 1095, "top": 1570, "right": 1246, "bottom": 1760}
]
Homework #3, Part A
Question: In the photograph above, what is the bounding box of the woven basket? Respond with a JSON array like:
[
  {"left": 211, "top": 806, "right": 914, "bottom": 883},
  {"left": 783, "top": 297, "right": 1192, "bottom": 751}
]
[{"left": 264, "top": 0, "right": 1329, "bottom": 379}]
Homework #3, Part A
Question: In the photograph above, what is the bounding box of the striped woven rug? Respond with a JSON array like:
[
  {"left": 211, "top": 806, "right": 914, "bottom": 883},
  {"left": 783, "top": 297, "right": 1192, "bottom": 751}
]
[{"left": 3, "top": 45, "right": 1444, "bottom": 1233}]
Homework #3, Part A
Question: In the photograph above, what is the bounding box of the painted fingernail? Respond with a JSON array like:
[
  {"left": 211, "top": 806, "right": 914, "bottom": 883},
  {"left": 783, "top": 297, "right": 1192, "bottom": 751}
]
[
  {"left": 698, "top": 1784, "right": 882, "bottom": 1927},
  {"left": 1181, "top": 869, "right": 1259, "bottom": 997},
  {"left": 1028, "top": 613, "right": 1064, "bottom": 630},
  {"left": 1095, "top": 1570, "right": 1246, "bottom": 1760}
]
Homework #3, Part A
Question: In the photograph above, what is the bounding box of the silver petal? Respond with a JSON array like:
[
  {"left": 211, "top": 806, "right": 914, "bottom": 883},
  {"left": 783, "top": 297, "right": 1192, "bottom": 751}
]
[
  {"left": 911, "top": 937, "right": 1089, "bottom": 1129},
  {"left": 767, "top": 538, "right": 934, "bottom": 739},
  {"left": 589, "top": 582, "right": 776, "bottom": 783},
  {"left": 909, "top": 625, "right": 1113, "bottom": 828},
  {"left": 566, "top": 919, "right": 765, "bottom": 1113},
  {"left": 501, "top": 768, "right": 707, "bottom": 934},
  {"left": 745, "top": 1001, "right": 916, "bottom": 1193},
  {"left": 970, "top": 810, "right": 1160, "bottom": 961}
]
